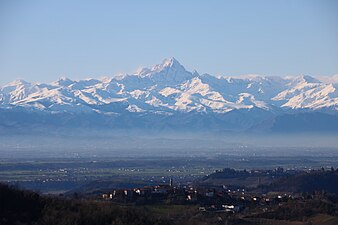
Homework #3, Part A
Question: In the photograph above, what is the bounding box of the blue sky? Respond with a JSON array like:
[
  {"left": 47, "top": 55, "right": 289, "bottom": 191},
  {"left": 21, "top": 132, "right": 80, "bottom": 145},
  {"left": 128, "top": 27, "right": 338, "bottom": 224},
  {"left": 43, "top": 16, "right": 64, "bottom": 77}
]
[{"left": 1, "top": 0, "right": 338, "bottom": 85}]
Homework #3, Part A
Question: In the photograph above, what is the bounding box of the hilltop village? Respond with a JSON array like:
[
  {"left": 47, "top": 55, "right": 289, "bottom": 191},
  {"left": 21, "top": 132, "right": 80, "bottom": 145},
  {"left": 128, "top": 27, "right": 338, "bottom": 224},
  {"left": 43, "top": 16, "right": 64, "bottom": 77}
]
[{"left": 100, "top": 167, "right": 338, "bottom": 215}]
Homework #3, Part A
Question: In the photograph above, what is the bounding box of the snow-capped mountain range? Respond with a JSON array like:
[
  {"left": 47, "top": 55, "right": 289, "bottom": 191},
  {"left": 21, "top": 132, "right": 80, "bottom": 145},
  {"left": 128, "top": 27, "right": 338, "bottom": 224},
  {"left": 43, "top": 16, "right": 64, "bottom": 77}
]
[{"left": 1, "top": 58, "right": 338, "bottom": 133}]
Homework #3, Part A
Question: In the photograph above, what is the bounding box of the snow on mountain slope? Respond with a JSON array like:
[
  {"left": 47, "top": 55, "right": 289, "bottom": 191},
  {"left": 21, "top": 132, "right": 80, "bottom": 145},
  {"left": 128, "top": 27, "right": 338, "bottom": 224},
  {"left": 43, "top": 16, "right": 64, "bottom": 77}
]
[
  {"left": 0, "top": 80, "right": 40, "bottom": 104},
  {"left": 281, "top": 84, "right": 338, "bottom": 110},
  {"left": 1, "top": 58, "right": 338, "bottom": 115},
  {"left": 272, "top": 76, "right": 338, "bottom": 110},
  {"left": 199, "top": 74, "right": 288, "bottom": 104}
]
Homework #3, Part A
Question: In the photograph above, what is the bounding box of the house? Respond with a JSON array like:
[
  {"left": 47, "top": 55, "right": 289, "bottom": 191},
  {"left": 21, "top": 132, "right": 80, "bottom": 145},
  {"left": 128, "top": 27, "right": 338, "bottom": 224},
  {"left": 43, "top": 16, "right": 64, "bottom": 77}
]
[{"left": 102, "top": 194, "right": 108, "bottom": 199}]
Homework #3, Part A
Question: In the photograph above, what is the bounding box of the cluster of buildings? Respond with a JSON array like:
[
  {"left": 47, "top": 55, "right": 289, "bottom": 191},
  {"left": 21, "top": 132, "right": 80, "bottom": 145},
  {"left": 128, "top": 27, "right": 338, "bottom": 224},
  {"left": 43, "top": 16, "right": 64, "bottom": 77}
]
[
  {"left": 100, "top": 177, "right": 298, "bottom": 214},
  {"left": 98, "top": 167, "right": 338, "bottom": 215},
  {"left": 102, "top": 183, "right": 173, "bottom": 201}
]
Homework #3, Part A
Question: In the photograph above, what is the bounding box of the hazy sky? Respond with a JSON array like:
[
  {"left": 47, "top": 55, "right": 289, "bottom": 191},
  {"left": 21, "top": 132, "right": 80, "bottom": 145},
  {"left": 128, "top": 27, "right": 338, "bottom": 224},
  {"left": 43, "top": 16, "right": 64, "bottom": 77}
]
[{"left": 1, "top": 0, "right": 338, "bottom": 85}]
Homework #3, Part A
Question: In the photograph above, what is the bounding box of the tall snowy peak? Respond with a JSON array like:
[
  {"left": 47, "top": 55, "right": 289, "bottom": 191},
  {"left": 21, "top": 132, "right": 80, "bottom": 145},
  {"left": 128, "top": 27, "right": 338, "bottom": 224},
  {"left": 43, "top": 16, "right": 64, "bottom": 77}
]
[
  {"left": 131, "top": 57, "right": 194, "bottom": 87},
  {"left": 136, "top": 57, "right": 186, "bottom": 76}
]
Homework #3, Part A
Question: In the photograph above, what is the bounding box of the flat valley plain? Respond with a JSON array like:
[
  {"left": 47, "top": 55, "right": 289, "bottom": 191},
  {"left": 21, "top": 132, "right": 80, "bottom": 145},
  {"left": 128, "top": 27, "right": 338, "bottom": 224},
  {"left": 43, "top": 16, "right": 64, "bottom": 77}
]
[{"left": 1, "top": 142, "right": 337, "bottom": 194}]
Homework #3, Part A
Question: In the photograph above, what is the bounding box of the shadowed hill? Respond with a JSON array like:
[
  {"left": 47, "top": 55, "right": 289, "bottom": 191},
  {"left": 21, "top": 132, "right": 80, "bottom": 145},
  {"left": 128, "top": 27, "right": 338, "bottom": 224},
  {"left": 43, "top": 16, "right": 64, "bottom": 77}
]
[
  {"left": 0, "top": 183, "right": 170, "bottom": 225},
  {"left": 263, "top": 169, "right": 338, "bottom": 194}
]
